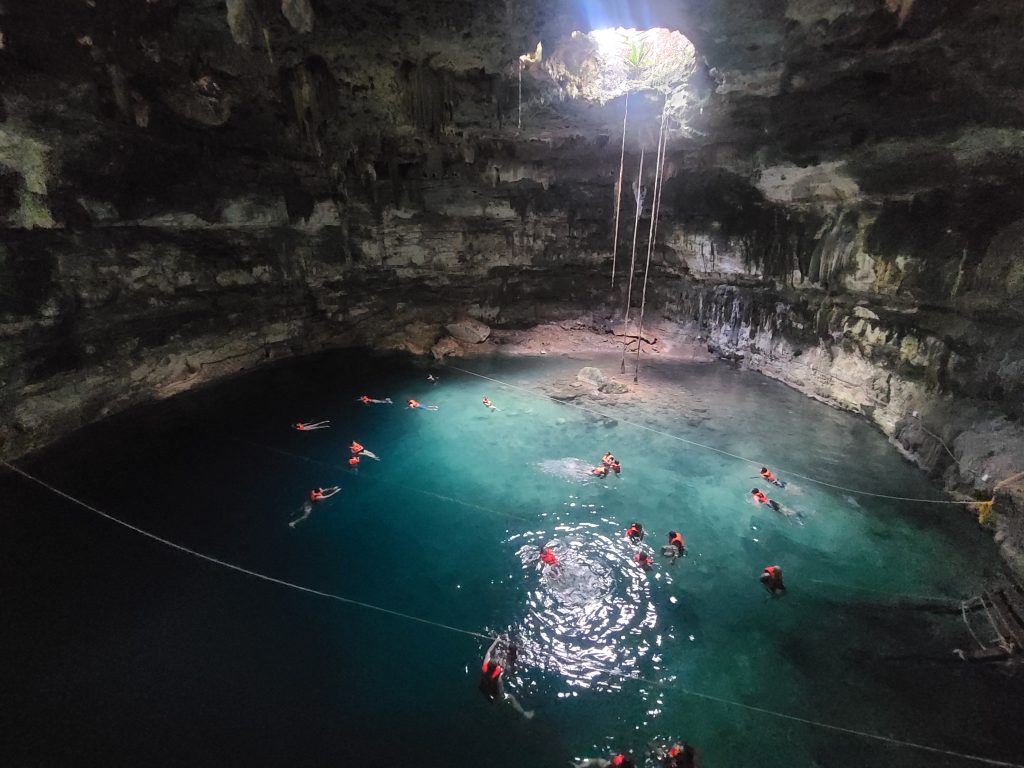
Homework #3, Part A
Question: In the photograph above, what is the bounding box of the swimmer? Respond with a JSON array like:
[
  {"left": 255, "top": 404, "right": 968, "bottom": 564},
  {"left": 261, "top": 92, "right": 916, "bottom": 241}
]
[
  {"left": 661, "top": 531, "right": 685, "bottom": 564},
  {"left": 591, "top": 465, "right": 609, "bottom": 478},
  {"left": 759, "top": 467, "right": 785, "bottom": 488},
  {"left": 348, "top": 456, "right": 360, "bottom": 467},
  {"left": 626, "top": 522, "right": 644, "bottom": 543},
  {"left": 356, "top": 395, "right": 393, "bottom": 405},
  {"left": 482, "top": 396, "right": 499, "bottom": 410},
  {"left": 427, "top": 374, "right": 438, "bottom": 384},
  {"left": 350, "top": 441, "right": 380, "bottom": 461},
  {"left": 657, "top": 744, "right": 697, "bottom": 768},
  {"left": 634, "top": 551, "right": 654, "bottom": 571},
  {"left": 751, "top": 487, "right": 781, "bottom": 512},
  {"left": 760, "top": 565, "right": 785, "bottom": 595},
  {"left": 539, "top": 546, "right": 560, "bottom": 569},
  {"left": 408, "top": 399, "right": 439, "bottom": 411},
  {"left": 309, "top": 486, "right": 340, "bottom": 503},
  {"left": 602, "top": 452, "right": 616, "bottom": 467},
  {"left": 611, "top": 460, "right": 621, "bottom": 475},
  {"left": 293, "top": 420, "right": 329, "bottom": 431},
  {"left": 479, "top": 635, "right": 533, "bottom": 719},
  {"left": 574, "top": 755, "right": 636, "bottom": 768},
  {"left": 290, "top": 486, "right": 340, "bottom": 527}
]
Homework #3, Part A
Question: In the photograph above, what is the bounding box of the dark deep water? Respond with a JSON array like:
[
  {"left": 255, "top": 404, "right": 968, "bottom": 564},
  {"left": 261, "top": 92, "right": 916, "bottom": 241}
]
[{"left": 3, "top": 350, "right": 1024, "bottom": 767}]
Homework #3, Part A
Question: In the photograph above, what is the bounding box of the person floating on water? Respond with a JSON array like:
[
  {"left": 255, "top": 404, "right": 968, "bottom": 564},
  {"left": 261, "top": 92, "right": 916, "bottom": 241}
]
[
  {"left": 482, "top": 396, "right": 499, "bottom": 411},
  {"left": 591, "top": 465, "right": 609, "bottom": 478},
  {"left": 427, "top": 374, "right": 438, "bottom": 384},
  {"left": 293, "top": 420, "right": 329, "bottom": 431},
  {"left": 539, "top": 546, "right": 560, "bottom": 573},
  {"left": 290, "top": 486, "right": 340, "bottom": 527},
  {"left": 662, "top": 531, "right": 685, "bottom": 564},
  {"left": 656, "top": 743, "right": 697, "bottom": 768},
  {"left": 357, "top": 395, "right": 392, "bottom": 405},
  {"left": 479, "top": 635, "right": 533, "bottom": 719},
  {"left": 350, "top": 441, "right": 380, "bottom": 461},
  {"left": 602, "top": 452, "right": 615, "bottom": 467},
  {"left": 759, "top": 467, "right": 785, "bottom": 488},
  {"left": 573, "top": 754, "right": 636, "bottom": 768},
  {"left": 626, "top": 522, "right": 645, "bottom": 543},
  {"left": 634, "top": 551, "right": 654, "bottom": 572},
  {"left": 760, "top": 565, "right": 785, "bottom": 595},
  {"left": 611, "top": 460, "right": 621, "bottom": 475},
  {"left": 408, "top": 399, "right": 439, "bottom": 411},
  {"left": 751, "top": 487, "right": 782, "bottom": 512}
]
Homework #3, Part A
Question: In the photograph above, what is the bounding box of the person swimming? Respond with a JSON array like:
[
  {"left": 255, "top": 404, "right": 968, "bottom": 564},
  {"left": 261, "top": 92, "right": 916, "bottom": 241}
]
[
  {"left": 348, "top": 456, "right": 360, "bottom": 466},
  {"left": 626, "top": 522, "right": 644, "bottom": 543},
  {"left": 482, "top": 396, "right": 498, "bottom": 410},
  {"left": 634, "top": 551, "right": 654, "bottom": 571},
  {"left": 661, "top": 531, "right": 685, "bottom": 564},
  {"left": 539, "top": 546, "right": 559, "bottom": 568},
  {"left": 427, "top": 374, "right": 438, "bottom": 384},
  {"left": 760, "top": 565, "right": 785, "bottom": 595},
  {"left": 759, "top": 467, "right": 785, "bottom": 487},
  {"left": 350, "top": 441, "right": 380, "bottom": 461},
  {"left": 479, "top": 635, "right": 533, "bottom": 719},
  {"left": 293, "top": 420, "right": 329, "bottom": 431},
  {"left": 602, "top": 452, "right": 615, "bottom": 467},
  {"left": 408, "top": 399, "right": 439, "bottom": 411},
  {"left": 591, "top": 465, "right": 609, "bottom": 478},
  {"left": 611, "top": 460, "right": 621, "bottom": 475},
  {"left": 658, "top": 744, "right": 697, "bottom": 768},
  {"left": 751, "top": 488, "right": 782, "bottom": 512},
  {"left": 573, "top": 755, "right": 636, "bottom": 768},
  {"left": 290, "top": 486, "right": 340, "bottom": 527},
  {"left": 357, "top": 395, "right": 393, "bottom": 405}
]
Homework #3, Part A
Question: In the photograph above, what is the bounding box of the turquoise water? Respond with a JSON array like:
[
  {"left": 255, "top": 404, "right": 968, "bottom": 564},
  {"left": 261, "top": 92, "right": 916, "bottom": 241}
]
[{"left": 3, "top": 351, "right": 1022, "bottom": 767}]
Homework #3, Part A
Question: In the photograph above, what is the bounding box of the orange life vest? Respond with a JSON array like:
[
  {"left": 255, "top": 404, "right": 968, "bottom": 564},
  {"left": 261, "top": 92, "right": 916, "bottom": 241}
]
[
  {"left": 540, "top": 550, "right": 558, "bottom": 565},
  {"left": 761, "top": 469, "right": 777, "bottom": 482},
  {"left": 349, "top": 457, "right": 360, "bottom": 466},
  {"left": 481, "top": 661, "right": 502, "bottom": 678},
  {"left": 350, "top": 441, "right": 364, "bottom": 453},
  {"left": 670, "top": 533, "right": 684, "bottom": 549},
  {"left": 753, "top": 491, "right": 768, "bottom": 504},
  {"left": 360, "top": 396, "right": 370, "bottom": 403},
  {"left": 409, "top": 400, "right": 419, "bottom": 408}
]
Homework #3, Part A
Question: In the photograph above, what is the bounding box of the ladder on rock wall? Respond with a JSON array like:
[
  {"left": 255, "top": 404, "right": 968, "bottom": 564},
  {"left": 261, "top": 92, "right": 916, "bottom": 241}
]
[{"left": 958, "top": 581, "right": 1024, "bottom": 661}]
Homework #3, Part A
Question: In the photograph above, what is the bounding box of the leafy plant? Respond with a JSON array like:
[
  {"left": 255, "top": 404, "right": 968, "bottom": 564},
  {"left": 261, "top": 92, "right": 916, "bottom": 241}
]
[{"left": 623, "top": 37, "right": 651, "bottom": 81}]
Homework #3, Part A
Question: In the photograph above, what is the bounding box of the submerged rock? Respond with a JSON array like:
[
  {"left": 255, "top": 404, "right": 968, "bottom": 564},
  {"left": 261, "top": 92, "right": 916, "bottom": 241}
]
[
  {"left": 577, "top": 366, "right": 609, "bottom": 387},
  {"left": 430, "top": 336, "right": 463, "bottom": 359}
]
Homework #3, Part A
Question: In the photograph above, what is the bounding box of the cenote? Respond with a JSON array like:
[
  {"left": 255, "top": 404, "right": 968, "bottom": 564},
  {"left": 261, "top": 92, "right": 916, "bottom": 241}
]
[{"left": 3, "top": 350, "right": 1023, "bottom": 767}]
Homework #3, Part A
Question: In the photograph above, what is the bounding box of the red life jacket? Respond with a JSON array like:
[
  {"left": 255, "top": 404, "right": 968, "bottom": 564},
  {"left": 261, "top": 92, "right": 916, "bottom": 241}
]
[
  {"left": 361, "top": 396, "right": 370, "bottom": 403},
  {"left": 310, "top": 491, "right": 322, "bottom": 502},
  {"left": 350, "top": 442, "right": 364, "bottom": 453},
  {"left": 612, "top": 756, "right": 625, "bottom": 767},
  {"left": 540, "top": 550, "right": 558, "bottom": 565},
  {"left": 349, "top": 457, "right": 360, "bottom": 466},
  {"left": 761, "top": 469, "right": 776, "bottom": 482},
  {"left": 670, "top": 533, "right": 684, "bottom": 549},
  {"left": 627, "top": 525, "right": 640, "bottom": 538},
  {"left": 481, "top": 661, "right": 502, "bottom": 678},
  {"left": 765, "top": 566, "right": 779, "bottom": 577},
  {"left": 753, "top": 491, "right": 768, "bottom": 504},
  {"left": 409, "top": 400, "right": 419, "bottom": 408}
]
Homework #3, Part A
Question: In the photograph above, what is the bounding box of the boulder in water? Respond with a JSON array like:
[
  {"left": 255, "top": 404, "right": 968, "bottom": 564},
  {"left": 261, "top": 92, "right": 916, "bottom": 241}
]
[
  {"left": 577, "top": 366, "right": 609, "bottom": 387},
  {"left": 430, "top": 335, "right": 463, "bottom": 359},
  {"left": 445, "top": 316, "right": 491, "bottom": 344},
  {"left": 599, "top": 380, "right": 629, "bottom": 394}
]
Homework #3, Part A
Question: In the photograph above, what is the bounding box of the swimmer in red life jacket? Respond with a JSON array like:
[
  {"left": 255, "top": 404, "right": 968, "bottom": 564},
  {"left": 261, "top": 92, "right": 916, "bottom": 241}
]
[
  {"left": 611, "top": 460, "right": 621, "bottom": 475},
  {"left": 661, "top": 531, "right": 685, "bottom": 564},
  {"left": 289, "top": 486, "right": 340, "bottom": 527},
  {"left": 634, "top": 551, "right": 654, "bottom": 572},
  {"left": 356, "top": 395, "right": 392, "bottom": 405},
  {"left": 602, "top": 452, "right": 616, "bottom": 467},
  {"left": 759, "top": 467, "right": 785, "bottom": 487},
  {"left": 573, "top": 754, "right": 636, "bottom": 768},
  {"left": 592, "top": 465, "right": 609, "bottom": 478},
  {"left": 293, "top": 420, "right": 330, "bottom": 431},
  {"left": 349, "top": 441, "right": 380, "bottom": 461},
  {"left": 751, "top": 487, "right": 781, "bottom": 512},
  {"left": 539, "top": 546, "right": 560, "bottom": 570},
  {"left": 626, "top": 522, "right": 645, "bottom": 543},
  {"left": 482, "top": 396, "right": 498, "bottom": 410},
  {"left": 658, "top": 743, "right": 697, "bottom": 768},
  {"left": 760, "top": 565, "right": 785, "bottom": 595},
  {"left": 479, "top": 635, "right": 533, "bottom": 719},
  {"left": 407, "top": 399, "right": 439, "bottom": 411}
]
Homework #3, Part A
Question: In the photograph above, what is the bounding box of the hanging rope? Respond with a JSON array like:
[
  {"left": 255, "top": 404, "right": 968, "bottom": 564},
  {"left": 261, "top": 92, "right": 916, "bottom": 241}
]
[
  {"left": 443, "top": 364, "right": 981, "bottom": 505},
  {"left": 619, "top": 149, "right": 645, "bottom": 374},
  {"left": 633, "top": 106, "right": 670, "bottom": 383},
  {"left": 0, "top": 458, "right": 491, "bottom": 640},
  {"left": 610, "top": 92, "right": 629, "bottom": 289}
]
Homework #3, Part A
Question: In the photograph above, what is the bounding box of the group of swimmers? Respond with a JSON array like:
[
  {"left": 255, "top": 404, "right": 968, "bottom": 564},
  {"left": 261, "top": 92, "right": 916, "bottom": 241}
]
[
  {"left": 592, "top": 451, "right": 622, "bottom": 478},
  {"left": 293, "top": 374, "right": 799, "bottom": 761}
]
